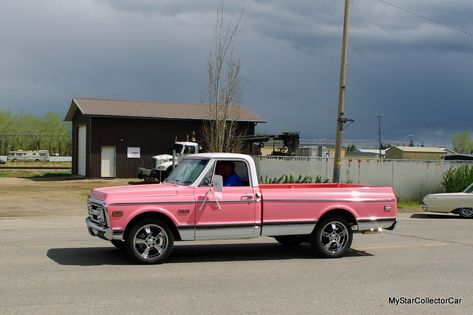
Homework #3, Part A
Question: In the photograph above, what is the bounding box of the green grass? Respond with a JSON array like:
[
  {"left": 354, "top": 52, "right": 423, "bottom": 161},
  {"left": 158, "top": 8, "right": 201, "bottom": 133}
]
[
  {"left": 0, "top": 169, "right": 71, "bottom": 178},
  {"left": 398, "top": 201, "right": 422, "bottom": 208},
  {"left": 29, "top": 171, "right": 72, "bottom": 178}
]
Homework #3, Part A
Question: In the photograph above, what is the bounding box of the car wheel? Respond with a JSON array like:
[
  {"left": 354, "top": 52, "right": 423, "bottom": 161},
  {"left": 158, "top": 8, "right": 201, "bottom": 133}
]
[
  {"left": 110, "top": 240, "right": 126, "bottom": 250},
  {"left": 310, "top": 216, "right": 352, "bottom": 258},
  {"left": 274, "top": 235, "right": 305, "bottom": 247},
  {"left": 125, "top": 219, "right": 174, "bottom": 264},
  {"left": 458, "top": 208, "right": 473, "bottom": 219}
]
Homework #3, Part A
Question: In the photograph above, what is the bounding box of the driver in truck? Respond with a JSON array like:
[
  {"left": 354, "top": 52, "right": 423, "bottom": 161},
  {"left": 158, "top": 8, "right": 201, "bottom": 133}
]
[{"left": 215, "top": 161, "right": 241, "bottom": 186}]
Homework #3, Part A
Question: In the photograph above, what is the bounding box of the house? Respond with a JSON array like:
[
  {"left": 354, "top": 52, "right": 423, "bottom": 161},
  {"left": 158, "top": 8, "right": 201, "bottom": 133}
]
[
  {"left": 64, "top": 98, "right": 264, "bottom": 178},
  {"left": 384, "top": 146, "right": 450, "bottom": 160}
]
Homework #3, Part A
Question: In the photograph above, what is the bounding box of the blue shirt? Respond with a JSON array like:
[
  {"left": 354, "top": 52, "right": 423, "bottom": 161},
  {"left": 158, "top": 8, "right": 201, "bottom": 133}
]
[{"left": 224, "top": 173, "right": 241, "bottom": 186}]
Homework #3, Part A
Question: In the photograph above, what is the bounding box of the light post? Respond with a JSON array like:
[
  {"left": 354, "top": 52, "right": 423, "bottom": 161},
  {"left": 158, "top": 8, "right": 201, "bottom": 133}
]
[{"left": 377, "top": 114, "right": 383, "bottom": 159}]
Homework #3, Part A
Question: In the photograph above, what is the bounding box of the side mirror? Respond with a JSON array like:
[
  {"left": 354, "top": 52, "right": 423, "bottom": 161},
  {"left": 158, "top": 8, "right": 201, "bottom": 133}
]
[{"left": 212, "top": 175, "right": 223, "bottom": 193}]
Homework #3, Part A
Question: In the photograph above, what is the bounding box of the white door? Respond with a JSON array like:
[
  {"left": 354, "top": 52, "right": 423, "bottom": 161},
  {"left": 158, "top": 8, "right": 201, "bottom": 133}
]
[
  {"left": 77, "top": 126, "right": 86, "bottom": 176},
  {"left": 101, "top": 146, "right": 116, "bottom": 178}
]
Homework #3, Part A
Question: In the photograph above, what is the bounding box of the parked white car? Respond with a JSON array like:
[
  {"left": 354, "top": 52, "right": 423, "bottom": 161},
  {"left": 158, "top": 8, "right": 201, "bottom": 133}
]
[{"left": 422, "top": 183, "right": 473, "bottom": 218}]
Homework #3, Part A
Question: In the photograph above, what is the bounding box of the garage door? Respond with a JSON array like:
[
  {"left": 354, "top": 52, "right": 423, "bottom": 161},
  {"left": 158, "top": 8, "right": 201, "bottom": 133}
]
[{"left": 77, "top": 126, "right": 86, "bottom": 176}]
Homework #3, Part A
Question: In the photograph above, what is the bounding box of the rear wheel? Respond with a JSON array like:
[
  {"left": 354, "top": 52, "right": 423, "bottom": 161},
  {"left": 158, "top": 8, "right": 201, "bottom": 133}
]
[
  {"left": 458, "top": 208, "right": 473, "bottom": 218},
  {"left": 310, "top": 216, "right": 352, "bottom": 258},
  {"left": 125, "top": 219, "right": 174, "bottom": 264}
]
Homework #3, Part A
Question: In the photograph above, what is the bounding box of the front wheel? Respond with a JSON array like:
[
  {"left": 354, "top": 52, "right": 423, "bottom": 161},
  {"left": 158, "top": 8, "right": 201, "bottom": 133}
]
[
  {"left": 458, "top": 208, "right": 473, "bottom": 218},
  {"left": 125, "top": 219, "right": 174, "bottom": 264},
  {"left": 310, "top": 216, "right": 352, "bottom": 258}
]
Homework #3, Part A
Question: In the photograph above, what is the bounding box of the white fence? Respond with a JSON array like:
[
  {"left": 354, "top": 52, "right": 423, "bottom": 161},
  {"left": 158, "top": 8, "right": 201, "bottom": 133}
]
[{"left": 253, "top": 156, "right": 473, "bottom": 201}]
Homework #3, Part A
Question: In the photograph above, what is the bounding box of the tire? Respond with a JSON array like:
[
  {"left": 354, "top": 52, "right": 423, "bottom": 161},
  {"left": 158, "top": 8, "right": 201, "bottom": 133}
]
[
  {"left": 110, "top": 240, "right": 126, "bottom": 250},
  {"left": 458, "top": 208, "right": 473, "bottom": 219},
  {"left": 310, "top": 216, "right": 352, "bottom": 258},
  {"left": 274, "top": 235, "right": 305, "bottom": 247},
  {"left": 125, "top": 219, "right": 174, "bottom": 264}
]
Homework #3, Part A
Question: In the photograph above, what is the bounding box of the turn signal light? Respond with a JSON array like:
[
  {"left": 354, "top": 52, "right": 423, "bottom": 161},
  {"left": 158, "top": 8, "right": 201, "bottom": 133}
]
[{"left": 112, "top": 211, "right": 123, "bottom": 217}]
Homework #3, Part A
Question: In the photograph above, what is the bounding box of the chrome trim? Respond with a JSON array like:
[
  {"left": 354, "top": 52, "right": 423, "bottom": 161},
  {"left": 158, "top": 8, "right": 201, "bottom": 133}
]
[
  {"left": 110, "top": 200, "right": 256, "bottom": 207},
  {"left": 355, "top": 218, "right": 397, "bottom": 232},
  {"left": 195, "top": 226, "right": 259, "bottom": 240},
  {"left": 86, "top": 218, "right": 123, "bottom": 240},
  {"left": 87, "top": 198, "right": 109, "bottom": 227},
  {"left": 263, "top": 198, "right": 396, "bottom": 203},
  {"left": 261, "top": 223, "right": 316, "bottom": 237}
]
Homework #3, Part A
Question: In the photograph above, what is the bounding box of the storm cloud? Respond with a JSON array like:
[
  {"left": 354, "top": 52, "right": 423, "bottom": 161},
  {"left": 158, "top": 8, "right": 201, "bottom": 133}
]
[{"left": 1, "top": 0, "right": 472, "bottom": 146}]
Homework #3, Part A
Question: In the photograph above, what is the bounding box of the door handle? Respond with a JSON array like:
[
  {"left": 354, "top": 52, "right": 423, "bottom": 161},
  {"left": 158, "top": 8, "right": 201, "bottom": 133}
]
[{"left": 241, "top": 193, "right": 254, "bottom": 199}]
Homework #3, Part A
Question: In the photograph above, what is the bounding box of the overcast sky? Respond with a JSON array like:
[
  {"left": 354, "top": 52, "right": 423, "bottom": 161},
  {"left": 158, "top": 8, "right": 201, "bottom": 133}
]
[{"left": 1, "top": 0, "right": 472, "bottom": 147}]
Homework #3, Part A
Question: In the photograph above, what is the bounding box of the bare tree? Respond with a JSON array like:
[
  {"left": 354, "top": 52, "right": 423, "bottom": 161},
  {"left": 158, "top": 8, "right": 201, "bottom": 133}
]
[{"left": 201, "top": 2, "right": 245, "bottom": 153}]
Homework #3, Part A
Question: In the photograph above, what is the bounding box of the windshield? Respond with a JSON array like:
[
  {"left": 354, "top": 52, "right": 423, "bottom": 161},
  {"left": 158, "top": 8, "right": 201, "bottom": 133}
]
[
  {"left": 173, "top": 144, "right": 185, "bottom": 155},
  {"left": 464, "top": 183, "right": 473, "bottom": 193},
  {"left": 165, "top": 159, "right": 209, "bottom": 186}
]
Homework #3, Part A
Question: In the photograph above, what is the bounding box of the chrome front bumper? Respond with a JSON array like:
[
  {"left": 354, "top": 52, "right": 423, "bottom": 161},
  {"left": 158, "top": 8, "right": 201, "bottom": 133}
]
[{"left": 86, "top": 218, "right": 123, "bottom": 241}]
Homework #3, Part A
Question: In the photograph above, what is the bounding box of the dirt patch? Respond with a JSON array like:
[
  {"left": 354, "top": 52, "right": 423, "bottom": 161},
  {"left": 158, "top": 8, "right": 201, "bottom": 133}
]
[{"left": 0, "top": 177, "right": 132, "bottom": 217}]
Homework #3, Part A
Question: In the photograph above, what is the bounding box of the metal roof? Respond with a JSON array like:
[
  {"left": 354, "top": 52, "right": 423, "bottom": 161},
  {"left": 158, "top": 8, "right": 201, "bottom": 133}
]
[
  {"left": 64, "top": 98, "right": 265, "bottom": 123},
  {"left": 389, "top": 146, "right": 447, "bottom": 153}
]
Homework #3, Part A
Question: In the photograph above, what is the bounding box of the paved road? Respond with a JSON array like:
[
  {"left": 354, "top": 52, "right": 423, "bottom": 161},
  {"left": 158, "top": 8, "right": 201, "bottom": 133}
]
[{"left": 0, "top": 213, "right": 471, "bottom": 314}]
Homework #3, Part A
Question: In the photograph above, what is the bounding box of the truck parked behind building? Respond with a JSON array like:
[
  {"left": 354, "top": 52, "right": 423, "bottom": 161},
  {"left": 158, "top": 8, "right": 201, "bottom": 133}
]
[{"left": 137, "top": 142, "right": 200, "bottom": 182}]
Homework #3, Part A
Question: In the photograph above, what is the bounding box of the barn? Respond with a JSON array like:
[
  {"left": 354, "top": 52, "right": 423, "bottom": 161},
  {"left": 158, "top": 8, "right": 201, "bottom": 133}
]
[{"left": 64, "top": 98, "right": 265, "bottom": 178}]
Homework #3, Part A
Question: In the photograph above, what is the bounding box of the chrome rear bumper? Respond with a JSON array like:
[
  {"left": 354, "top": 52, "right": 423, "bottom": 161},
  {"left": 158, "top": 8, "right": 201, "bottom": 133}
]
[{"left": 354, "top": 218, "right": 397, "bottom": 233}]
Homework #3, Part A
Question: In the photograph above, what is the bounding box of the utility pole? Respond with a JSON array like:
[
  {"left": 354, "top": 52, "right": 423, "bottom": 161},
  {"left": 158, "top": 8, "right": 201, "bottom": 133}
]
[
  {"left": 333, "top": 0, "right": 351, "bottom": 183},
  {"left": 377, "top": 114, "right": 383, "bottom": 159}
]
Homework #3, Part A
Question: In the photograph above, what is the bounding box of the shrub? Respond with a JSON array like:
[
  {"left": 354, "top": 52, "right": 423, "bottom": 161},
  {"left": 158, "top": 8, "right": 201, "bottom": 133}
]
[
  {"left": 260, "top": 174, "right": 329, "bottom": 184},
  {"left": 441, "top": 165, "right": 473, "bottom": 193}
]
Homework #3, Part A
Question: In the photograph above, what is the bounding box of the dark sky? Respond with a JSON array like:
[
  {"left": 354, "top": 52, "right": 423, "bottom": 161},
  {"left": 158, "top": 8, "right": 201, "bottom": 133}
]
[{"left": 1, "top": 0, "right": 472, "bottom": 147}]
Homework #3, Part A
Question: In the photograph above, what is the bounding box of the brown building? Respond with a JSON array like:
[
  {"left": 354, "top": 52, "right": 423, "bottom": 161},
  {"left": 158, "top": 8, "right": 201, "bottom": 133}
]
[{"left": 64, "top": 98, "right": 264, "bottom": 178}]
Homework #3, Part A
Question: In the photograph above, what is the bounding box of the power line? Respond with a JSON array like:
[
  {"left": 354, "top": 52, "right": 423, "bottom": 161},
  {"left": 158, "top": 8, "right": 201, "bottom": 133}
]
[{"left": 376, "top": 0, "right": 473, "bottom": 37}]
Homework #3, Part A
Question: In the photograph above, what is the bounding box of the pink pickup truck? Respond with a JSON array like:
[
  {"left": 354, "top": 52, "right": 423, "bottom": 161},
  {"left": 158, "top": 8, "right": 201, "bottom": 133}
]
[{"left": 86, "top": 153, "right": 397, "bottom": 264}]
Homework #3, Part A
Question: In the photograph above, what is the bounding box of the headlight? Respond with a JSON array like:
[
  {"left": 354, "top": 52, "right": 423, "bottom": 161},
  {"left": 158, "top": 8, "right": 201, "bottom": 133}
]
[{"left": 88, "top": 201, "right": 107, "bottom": 225}]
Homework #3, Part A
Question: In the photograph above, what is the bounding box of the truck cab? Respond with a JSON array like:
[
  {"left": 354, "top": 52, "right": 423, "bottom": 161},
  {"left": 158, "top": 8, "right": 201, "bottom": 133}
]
[{"left": 138, "top": 141, "right": 200, "bottom": 182}]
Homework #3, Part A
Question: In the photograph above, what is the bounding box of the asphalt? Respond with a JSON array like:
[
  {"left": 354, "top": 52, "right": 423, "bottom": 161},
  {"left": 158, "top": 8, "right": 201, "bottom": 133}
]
[{"left": 0, "top": 213, "right": 471, "bottom": 314}]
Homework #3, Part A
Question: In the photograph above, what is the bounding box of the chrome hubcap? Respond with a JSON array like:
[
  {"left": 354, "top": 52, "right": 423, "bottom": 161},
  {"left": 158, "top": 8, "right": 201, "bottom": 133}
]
[
  {"left": 460, "top": 208, "right": 473, "bottom": 217},
  {"left": 320, "top": 222, "right": 348, "bottom": 253},
  {"left": 133, "top": 225, "right": 168, "bottom": 259}
]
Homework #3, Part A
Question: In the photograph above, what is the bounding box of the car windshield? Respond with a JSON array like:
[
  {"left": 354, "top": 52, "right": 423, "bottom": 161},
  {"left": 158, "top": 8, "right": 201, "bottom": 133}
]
[
  {"left": 463, "top": 183, "right": 473, "bottom": 193},
  {"left": 165, "top": 158, "right": 209, "bottom": 186}
]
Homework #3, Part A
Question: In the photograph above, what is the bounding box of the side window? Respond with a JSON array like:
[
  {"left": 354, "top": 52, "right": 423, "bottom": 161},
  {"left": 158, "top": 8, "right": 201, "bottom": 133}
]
[
  {"left": 215, "top": 160, "right": 250, "bottom": 187},
  {"left": 185, "top": 146, "right": 196, "bottom": 154}
]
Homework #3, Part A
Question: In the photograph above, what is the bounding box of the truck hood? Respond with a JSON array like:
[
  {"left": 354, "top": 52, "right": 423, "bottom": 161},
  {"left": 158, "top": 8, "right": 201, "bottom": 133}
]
[{"left": 90, "top": 183, "right": 178, "bottom": 204}]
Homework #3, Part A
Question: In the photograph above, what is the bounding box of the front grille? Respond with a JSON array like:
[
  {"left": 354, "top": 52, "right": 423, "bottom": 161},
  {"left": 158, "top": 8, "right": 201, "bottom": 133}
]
[{"left": 88, "top": 201, "right": 107, "bottom": 226}]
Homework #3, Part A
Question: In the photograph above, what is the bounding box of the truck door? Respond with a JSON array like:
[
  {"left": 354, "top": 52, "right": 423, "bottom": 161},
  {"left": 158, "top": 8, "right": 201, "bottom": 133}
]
[{"left": 194, "top": 159, "right": 261, "bottom": 239}]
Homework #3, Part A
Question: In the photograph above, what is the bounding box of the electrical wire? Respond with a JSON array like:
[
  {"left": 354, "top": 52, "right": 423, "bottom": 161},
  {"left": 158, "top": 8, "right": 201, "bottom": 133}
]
[{"left": 376, "top": 0, "right": 473, "bottom": 36}]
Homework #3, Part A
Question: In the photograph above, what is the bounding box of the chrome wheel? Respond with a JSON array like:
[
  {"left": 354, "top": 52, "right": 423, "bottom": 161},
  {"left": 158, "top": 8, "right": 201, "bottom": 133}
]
[
  {"left": 320, "top": 222, "right": 349, "bottom": 254},
  {"left": 458, "top": 208, "right": 473, "bottom": 219},
  {"left": 311, "top": 216, "right": 352, "bottom": 258},
  {"left": 125, "top": 219, "right": 174, "bottom": 264},
  {"left": 133, "top": 224, "right": 169, "bottom": 259}
]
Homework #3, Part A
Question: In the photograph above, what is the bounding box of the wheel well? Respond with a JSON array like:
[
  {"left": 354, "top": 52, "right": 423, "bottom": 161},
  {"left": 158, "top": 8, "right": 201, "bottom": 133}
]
[
  {"left": 124, "top": 212, "right": 181, "bottom": 241},
  {"left": 318, "top": 209, "right": 357, "bottom": 227}
]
